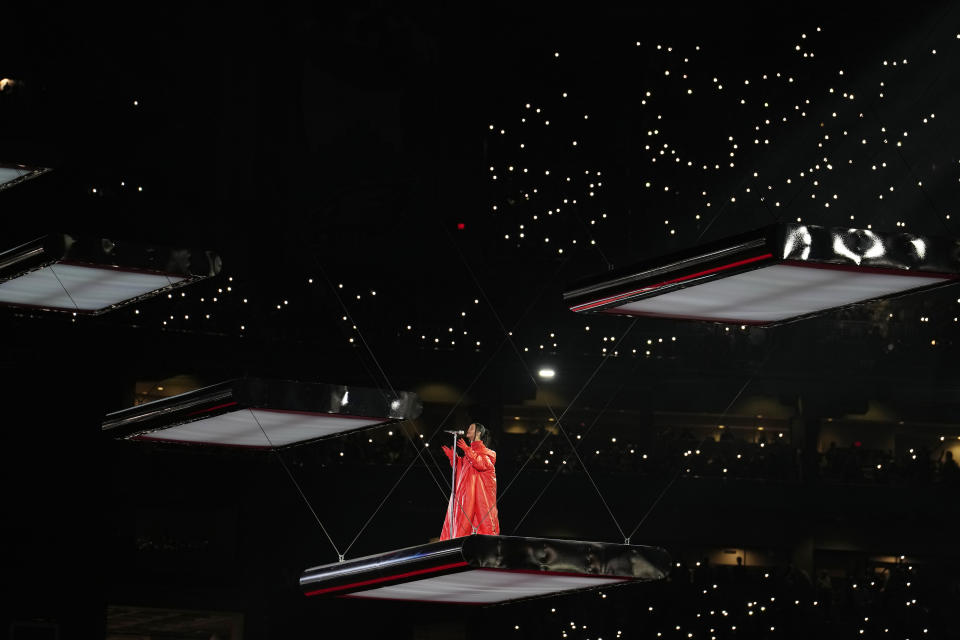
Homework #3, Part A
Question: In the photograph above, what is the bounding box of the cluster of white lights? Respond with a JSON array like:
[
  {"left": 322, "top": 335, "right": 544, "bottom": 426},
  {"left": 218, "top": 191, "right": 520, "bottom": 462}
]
[
  {"left": 91, "top": 23, "right": 960, "bottom": 358},
  {"left": 69, "top": 20, "right": 960, "bottom": 389},
  {"left": 512, "top": 554, "right": 928, "bottom": 639},
  {"left": 390, "top": 297, "right": 484, "bottom": 350},
  {"left": 509, "top": 424, "right": 795, "bottom": 476},
  {"left": 124, "top": 275, "right": 243, "bottom": 330},
  {"left": 177, "top": 275, "right": 490, "bottom": 351},
  {"left": 484, "top": 21, "right": 959, "bottom": 284}
]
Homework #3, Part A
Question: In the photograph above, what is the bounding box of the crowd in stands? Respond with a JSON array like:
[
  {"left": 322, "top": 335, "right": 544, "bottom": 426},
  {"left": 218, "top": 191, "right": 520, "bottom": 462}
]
[
  {"left": 504, "top": 428, "right": 960, "bottom": 488},
  {"left": 817, "top": 441, "right": 960, "bottom": 486},
  {"left": 275, "top": 424, "right": 960, "bottom": 636},
  {"left": 296, "top": 424, "right": 960, "bottom": 489},
  {"left": 501, "top": 555, "right": 957, "bottom": 639}
]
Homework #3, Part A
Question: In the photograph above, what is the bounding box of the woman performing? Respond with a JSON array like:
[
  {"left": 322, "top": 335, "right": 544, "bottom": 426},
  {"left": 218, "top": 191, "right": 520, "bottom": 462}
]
[{"left": 440, "top": 422, "right": 500, "bottom": 539}]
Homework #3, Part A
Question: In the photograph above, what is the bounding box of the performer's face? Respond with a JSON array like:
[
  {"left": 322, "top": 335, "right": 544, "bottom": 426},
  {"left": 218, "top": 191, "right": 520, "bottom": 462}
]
[{"left": 466, "top": 423, "right": 476, "bottom": 441}]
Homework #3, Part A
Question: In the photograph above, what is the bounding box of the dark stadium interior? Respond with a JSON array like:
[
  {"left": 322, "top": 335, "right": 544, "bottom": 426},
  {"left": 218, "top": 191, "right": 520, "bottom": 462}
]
[{"left": 3, "top": 3, "right": 960, "bottom": 638}]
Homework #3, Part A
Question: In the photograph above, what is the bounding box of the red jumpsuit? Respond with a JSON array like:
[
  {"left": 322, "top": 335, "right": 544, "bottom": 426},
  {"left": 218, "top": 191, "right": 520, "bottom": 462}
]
[{"left": 440, "top": 440, "right": 500, "bottom": 539}]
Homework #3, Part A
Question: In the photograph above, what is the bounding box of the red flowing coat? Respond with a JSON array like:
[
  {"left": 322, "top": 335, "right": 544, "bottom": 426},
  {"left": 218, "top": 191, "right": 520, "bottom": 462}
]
[{"left": 440, "top": 440, "right": 500, "bottom": 539}]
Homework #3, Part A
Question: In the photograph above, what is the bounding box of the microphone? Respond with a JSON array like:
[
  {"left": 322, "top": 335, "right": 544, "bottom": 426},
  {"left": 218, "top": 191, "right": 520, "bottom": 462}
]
[{"left": 443, "top": 430, "right": 465, "bottom": 435}]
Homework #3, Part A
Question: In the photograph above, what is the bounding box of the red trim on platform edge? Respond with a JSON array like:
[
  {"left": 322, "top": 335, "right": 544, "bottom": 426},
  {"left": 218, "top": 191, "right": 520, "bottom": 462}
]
[
  {"left": 304, "top": 561, "right": 470, "bottom": 596},
  {"left": 570, "top": 253, "right": 774, "bottom": 312},
  {"left": 187, "top": 401, "right": 239, "bottom": 416},
  {"left": 328, "top": 567, "right": 630, "bottom": 599},
  {"left": 338, "top": 568, "right": 630, "bottom": 603}
]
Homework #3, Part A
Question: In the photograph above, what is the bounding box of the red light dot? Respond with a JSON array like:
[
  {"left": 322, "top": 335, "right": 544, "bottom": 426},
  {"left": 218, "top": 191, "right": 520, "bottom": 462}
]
[{"left": 457, "top": 223, "right": 465, "bottom": 230}]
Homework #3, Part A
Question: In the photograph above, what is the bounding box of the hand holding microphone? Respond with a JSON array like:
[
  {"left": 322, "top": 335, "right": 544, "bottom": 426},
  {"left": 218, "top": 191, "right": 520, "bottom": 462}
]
[{"left": 441, "top": 430, "right": 463, "bottom": 457}]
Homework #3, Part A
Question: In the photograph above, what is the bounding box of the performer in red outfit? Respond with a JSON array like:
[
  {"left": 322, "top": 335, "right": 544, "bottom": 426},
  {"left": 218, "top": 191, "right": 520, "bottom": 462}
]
[{"left": 440, "top": 422, "right": 500, "bottom": 539}]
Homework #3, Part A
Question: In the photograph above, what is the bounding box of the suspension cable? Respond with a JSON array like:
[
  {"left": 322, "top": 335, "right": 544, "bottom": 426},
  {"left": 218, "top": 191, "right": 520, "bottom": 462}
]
[
  {"left": 310, "top": 256, "right": 451, "bottom": 501},
  {"left": 695, "top": 172, "right": 755, "bottom": 243},
  {"left": 48, "top": 264, "right": 81, "bottom": 311},
  {"left": 249, "top": 409, "right": 344, "bottom": 560},
  {"left": 625, "top": 343, "right": 779, "bottom": 543},
  {"left": 511, "top": 354, "right": 641, "bottom": 534},
  {"left": 870, "top": 106, "right": 952, "bottom": 235},
  {"left": 342, "top": 254, "right": 570, "bottom": 555},
  {"left": 567, "top": 205, "right": 615, "bottom": 271},
  {"left": 440, "top": 217, "right": 634, "bottom": 539}
]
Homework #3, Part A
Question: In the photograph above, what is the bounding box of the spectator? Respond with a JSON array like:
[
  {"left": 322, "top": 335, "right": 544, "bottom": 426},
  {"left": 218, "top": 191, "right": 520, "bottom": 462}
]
[{"left": 940, "top": 450, "right": 959, "bottom": 486}]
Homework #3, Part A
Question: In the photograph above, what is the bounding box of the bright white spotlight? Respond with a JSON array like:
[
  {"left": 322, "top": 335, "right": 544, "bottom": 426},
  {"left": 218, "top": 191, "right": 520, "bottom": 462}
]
[{"left": 538, "top": 368, "right": 556, "bottom": 379}]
